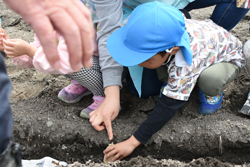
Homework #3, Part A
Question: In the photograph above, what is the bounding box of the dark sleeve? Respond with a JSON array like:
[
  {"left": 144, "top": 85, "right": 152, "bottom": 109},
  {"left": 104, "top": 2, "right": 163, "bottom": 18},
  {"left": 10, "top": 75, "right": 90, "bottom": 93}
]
[{"left": 133, "top": 95, "right": 186, "bottom": 144}]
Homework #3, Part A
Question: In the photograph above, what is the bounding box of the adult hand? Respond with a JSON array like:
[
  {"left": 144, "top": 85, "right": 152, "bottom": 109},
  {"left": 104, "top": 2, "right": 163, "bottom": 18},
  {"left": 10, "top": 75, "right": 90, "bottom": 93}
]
[
  {"left": 3, "top": 0, "right": 94, "bottom": 70},
  {"left": 103, "top": 136, "right": 141, "bottom": 162},
  {"left": 89, "top": 85, "right": 120, "bottom": 140}
]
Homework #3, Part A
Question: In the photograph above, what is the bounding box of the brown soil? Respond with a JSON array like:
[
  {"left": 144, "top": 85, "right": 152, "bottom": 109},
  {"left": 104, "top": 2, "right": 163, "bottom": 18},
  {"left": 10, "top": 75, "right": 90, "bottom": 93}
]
[{"left": 1, "top": 2, "right": 250, "bottom": 166}]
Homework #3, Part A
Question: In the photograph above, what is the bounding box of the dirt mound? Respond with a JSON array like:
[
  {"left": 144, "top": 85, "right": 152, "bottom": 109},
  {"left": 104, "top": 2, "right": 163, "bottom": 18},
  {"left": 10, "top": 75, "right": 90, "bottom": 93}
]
[{"left": 58, "top": 156, "right": 249, "bottom": 167}]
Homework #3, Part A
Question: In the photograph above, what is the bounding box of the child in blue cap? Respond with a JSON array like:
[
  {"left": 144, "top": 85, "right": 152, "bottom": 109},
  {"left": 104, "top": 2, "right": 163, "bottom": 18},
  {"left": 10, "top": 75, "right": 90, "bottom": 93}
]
[{"left": 104, "top": 1, "right": 246, "bottom": 162}]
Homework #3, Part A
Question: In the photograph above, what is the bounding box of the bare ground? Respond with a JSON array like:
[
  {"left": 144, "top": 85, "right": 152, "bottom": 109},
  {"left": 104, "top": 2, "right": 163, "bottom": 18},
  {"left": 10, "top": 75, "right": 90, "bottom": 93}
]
[{"left": 1, "top": 2, "right": 250, "bottom": 166}]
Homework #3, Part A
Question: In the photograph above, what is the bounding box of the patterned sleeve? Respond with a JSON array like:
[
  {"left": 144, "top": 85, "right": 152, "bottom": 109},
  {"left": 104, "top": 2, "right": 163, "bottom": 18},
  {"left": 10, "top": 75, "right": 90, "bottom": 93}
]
[{"left": 162, "top": 58, "right": 202, "bottom": 101}]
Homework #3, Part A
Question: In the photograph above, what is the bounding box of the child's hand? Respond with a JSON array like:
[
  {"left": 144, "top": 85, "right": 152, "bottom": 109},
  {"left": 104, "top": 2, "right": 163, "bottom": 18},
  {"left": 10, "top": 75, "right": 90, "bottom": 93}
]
[
  {"left": 89, "top": 85, "right": 120, "bottom": 140},
  {"left": 0, "top": 29, "right": 9, "bottom": 50},
  {"left": 103, "top": 136, "right": 141, "bottom": 162},
  {"left": 3, "top": 39, "right": 30, "bottom": 58}
]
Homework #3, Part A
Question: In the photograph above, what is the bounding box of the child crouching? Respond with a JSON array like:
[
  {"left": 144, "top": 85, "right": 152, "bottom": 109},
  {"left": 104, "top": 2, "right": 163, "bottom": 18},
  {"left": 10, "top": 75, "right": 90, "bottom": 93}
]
[
  {"left": 0, "top": 27, "right": 104, "bottom": 119},
  {"left": 104, "top": 1, "right": 245, "bottom": 161}
]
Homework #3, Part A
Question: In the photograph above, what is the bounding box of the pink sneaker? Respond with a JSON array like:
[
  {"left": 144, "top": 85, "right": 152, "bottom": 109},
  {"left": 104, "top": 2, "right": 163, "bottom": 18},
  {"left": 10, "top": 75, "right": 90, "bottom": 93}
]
[
  {"left": 58, "top": 80, "right": 92, "bottom": 103},
  {"left": 80, "top": 96, "right": 105, "bottom": 119}
]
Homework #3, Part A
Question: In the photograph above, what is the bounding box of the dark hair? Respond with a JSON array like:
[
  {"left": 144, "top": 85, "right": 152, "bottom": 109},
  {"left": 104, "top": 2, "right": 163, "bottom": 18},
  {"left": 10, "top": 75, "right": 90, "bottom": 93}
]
[{"left": 158, "top": 51, "right": 167, "bottom": 57}]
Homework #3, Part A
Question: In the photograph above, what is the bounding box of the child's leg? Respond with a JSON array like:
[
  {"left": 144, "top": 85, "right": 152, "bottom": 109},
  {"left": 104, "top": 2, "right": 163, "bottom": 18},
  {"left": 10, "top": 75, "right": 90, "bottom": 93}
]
[
  {"left": 66, "top": 56, "right": 105, "bottom": 119},
  {"left": 197, "top": 62, "right": 240, "bottom": 114},
  {"left": 197, "top": 62, "right": 240, "bottom": 96},
  {"left": 67, "top": 56, "right": 105, "bottom": 97}
]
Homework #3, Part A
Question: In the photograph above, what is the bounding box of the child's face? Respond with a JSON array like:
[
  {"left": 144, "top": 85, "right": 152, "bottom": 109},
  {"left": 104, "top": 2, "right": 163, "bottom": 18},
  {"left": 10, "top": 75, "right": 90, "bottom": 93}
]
[
  {"left": 138, "top": 47, "right": 180, "bottom": 69},
  {"left": 138, "top": 52, "right": 170, "bottom": 69}
]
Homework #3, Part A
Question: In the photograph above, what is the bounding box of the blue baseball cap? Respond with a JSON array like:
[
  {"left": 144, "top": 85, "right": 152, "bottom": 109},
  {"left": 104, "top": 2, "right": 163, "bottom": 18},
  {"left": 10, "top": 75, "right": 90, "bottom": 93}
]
[{"left": 107, "top": 1, "right": 193, "bottom": 67}]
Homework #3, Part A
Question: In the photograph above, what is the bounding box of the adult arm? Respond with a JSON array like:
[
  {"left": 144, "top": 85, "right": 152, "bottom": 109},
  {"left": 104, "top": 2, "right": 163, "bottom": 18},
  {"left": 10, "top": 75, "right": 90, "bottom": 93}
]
[
  {"left": 3, "top": 0, "right": 94, "bottom": 70},
  {"left": 88, "top": 0, "right": 123, "bottom": 140}
]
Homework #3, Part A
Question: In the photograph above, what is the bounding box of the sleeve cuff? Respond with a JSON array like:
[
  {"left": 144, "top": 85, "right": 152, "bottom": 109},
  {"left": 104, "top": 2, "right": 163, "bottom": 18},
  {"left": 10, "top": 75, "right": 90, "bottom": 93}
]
[{"left": 102, "top": 67, "right": 123, "bottom": 88}]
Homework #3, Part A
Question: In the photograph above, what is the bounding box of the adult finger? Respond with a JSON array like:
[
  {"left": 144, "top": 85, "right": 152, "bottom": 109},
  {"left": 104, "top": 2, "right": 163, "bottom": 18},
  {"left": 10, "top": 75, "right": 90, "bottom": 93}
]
[
  {"left": 50, "top": 2, "right": 92, "bottom": 70},
  {"left": 30, "top": 14, "right": 61, "bottom": 69},
  {"left": 49, "top": 9, "right": 82, "bottom": 70},
  {"left": 103, "top": 118, "right": 113, "bottom": 140},
  {"left": 70, "top": 0, "right": 94, "bottom": 68},
  {"left": 72, "top": 0, "right": 92, "bottom": 24}
]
